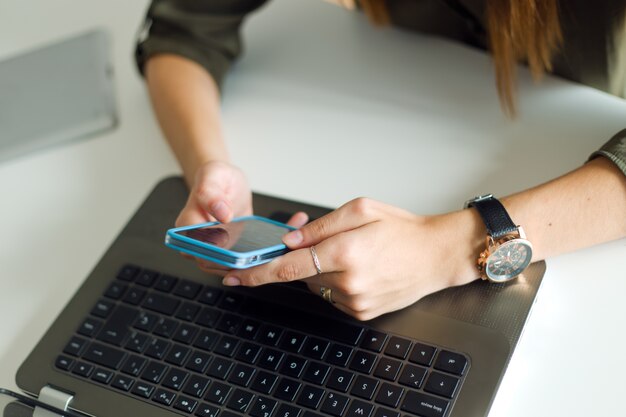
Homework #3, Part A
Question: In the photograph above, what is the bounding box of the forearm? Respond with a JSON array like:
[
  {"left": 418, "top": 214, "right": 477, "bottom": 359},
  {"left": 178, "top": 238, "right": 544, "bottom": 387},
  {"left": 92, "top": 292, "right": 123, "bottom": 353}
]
[{"left": 145, "top": 54, "right": 228, "bottom": 186}]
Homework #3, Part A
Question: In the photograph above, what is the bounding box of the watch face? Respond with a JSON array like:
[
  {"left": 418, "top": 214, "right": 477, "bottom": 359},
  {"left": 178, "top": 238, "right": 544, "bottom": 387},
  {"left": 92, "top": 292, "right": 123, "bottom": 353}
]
[{"left": 486, "top": 239, "right": 533, "bottom": 282}]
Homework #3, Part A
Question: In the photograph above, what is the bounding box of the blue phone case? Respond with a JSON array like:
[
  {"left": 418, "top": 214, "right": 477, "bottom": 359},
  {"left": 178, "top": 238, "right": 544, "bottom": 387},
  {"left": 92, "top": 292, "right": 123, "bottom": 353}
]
[{"left": 164, "top": 215, "right": 296, "bottom": 269}]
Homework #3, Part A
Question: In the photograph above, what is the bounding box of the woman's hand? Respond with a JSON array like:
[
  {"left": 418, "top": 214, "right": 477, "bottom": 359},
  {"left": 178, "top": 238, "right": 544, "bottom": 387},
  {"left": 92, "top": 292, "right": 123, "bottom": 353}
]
[
  {"left": 177, "top": 160, "right": 309, "bottom": 273},
  {"left": 223, "top": 197, "right": 483, "bottom": 320}
]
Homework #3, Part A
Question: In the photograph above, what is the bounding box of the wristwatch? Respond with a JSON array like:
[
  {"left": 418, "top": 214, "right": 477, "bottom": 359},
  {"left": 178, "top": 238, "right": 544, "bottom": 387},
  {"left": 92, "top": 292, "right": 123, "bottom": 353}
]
[{"left": 464, "top": 194, "right": 533, "bottom": 283}]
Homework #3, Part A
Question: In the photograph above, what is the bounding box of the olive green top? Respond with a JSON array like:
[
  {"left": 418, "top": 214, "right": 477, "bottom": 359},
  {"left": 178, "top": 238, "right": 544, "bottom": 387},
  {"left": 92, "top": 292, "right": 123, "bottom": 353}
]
[{"left": 135, "top": 0, "right": 626, "bottom": 176}]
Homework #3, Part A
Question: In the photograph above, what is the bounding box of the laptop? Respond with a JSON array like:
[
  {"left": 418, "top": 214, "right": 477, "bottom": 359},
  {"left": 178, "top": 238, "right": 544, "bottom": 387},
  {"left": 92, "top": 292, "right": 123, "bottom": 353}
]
[
  {"left": 0, "top": 29, "right": 117, "bottom": 163},
  {"left": 5, "top": 177, "right": 545, "bottom": 417}
]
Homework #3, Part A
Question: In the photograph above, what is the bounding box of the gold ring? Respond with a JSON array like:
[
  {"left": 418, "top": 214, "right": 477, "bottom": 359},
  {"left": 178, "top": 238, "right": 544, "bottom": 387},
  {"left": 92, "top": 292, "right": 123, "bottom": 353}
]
[
  {"left": 310, "top": 246, "right": 322, "bottom": 275},
  {"left": 320, "top": 286, "right": 334, "bottom": 304}
]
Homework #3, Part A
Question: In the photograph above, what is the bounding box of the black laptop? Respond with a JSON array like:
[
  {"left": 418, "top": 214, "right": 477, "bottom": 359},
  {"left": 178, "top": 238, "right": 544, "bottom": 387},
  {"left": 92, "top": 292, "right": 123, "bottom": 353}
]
[{"left": 6, "top": 177, "right": 545, "bottom": 417}]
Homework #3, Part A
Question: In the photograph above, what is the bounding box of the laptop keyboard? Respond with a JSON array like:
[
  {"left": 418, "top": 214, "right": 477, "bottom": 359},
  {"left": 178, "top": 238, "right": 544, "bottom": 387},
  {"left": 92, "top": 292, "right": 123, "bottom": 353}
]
[{"left": 55, "top": 265, "right": 469, "bottom": 417}]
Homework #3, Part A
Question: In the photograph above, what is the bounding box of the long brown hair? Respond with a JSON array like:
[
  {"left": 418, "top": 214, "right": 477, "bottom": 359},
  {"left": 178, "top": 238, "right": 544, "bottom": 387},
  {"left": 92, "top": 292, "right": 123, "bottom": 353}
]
[{"left": 360, "top": 0, "right": 563, "bottom": 116}]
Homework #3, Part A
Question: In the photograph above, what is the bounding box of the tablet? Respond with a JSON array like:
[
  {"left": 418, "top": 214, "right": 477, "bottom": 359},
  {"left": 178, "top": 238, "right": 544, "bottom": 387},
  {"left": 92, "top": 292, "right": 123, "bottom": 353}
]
[{"left": 0, "top": 29, "right": 117, "bottom": 162}]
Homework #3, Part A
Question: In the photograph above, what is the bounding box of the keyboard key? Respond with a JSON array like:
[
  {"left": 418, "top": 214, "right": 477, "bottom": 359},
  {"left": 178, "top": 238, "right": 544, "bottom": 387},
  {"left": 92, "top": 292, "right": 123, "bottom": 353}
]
[
  {"left": 326, "top": 368, "right": 354, "bottom": 393},
  {"left": 238, "top": 319, "right": 261, "bottom": 340},
  {"left": 257, "top": 349, "right": 284, "bottom": 371},
  {"left": 384, "top": 337, "right": 411, "bottom": 359},
  {"left": 195, "top": 403, "right": 220, "bottom": 417},
  {"left": 275, "top": 404, "right": 303, "bottom": 417},
  {"left": 83, "top": 342, "right": 126, "bottom": 370},
  {"left": 219, "top": 293, "right": 245, "bottom": 312},
  {"left": 197, "top": 307, "right": 221, "bottom": 328},
  {"left": 217, "top": 313, "right": 243, "bottom": 334},
  {"left": 345, "top": 399, "right": 374, "bottom": 417},
  {"left": 174, "top": 395, "right": 199, "bottom": 413},
  {"left": 174, "top": 280, "right": 202, "bottom": 299},
  {"left": 228, "top": 364, "right": 256, "bottom": 387},
  {"left": 141, "top": 361, "right": 168, "bottom": 384},
  {"left": 97, "top": 305, "right": 139, "bottom": 346},
  {"left": 350, "top": 375, "right": 378, "bottom": 400},
  {"left": 104, "top": 282, "right": 128, "bottom": 300},
  {"left": 186, "top": 350, "right": 212, "bottom": 374},
  {"left": 398, "top": 364, "right": 427, "bottom": 390},
  {"left": 236, "top": 342, "right": 262, "bottom": 364},
  {"left": 72, "top": 362, "right": 95, "bottom": 378},
  {"left": 177, "top": 302, "right": 201, "bottom": 322},
  {"left": 91, "top": 299, "right": 115, "bottom": 318},
  {"left": 274, "top": 378, "right": 301, "bottom": 402},
  {"left": 280, "top": 355, "right": 307, "bottom": 378},
  {"left": 257, "top": 325, "right": 283, "bottom": 346},
  {"left": 198, "top": 287, "right": 223, "bottom": 306},
  {"left": 136, "top": 270, "right": 159, "bottom": 287},
  {"left": 296, "top": 385, "right": 325, "bottom": 409},
  {"left": 155, "top": 274, "right": 179, "bottom": 292},
  {"left": 132, "top": 381, "right": 156, "bottom": 398},
  {"left": 373, "top": 357, "right": 402, "bottom": 381},
  {"left": 301, "top": 338, "right": 329, "bottom": 360},
  {"left": 302, "top": 362, "right": 330, "bottom": 385},
  {"left": 173, "top": 324, "right": 199, "bottom": 344},
  {"left": 214, "top": 336, "right": 239, "bottom": 357},
  {"left": 226, "top": 389, "right": 254, "bottom": 412},
  {"left": 133, "top": 312, "right": 159, "bottom": 332},
  {"left": 250, "top": 371, "right": 278, "bottom": 394},
  {"left": 143, "top": 293, "right": 180, "bottom": 316},
  {"left": 207, "top": 357, "right": 234, "bottom": 380},
  {"left": 222, "top": 411, "right": 244, "bottom": 417},
  {"left": 154, "top": 317, "right": 179, "bottom": 338},
  {"left": 360, "top": 330, "right": 387, "bottom": 353},
  {"left": 55, "top": 355, "right": 74, "bottom": 371},
  {"left": 153, "top": 388, "right": 177, "bottom": 406},
  {"left": 401, "top": 391, "right": 449, "bottom": 417},
  {"left": 194, "top": 330, "right": 219, "bottom": 352},
  {"left": 374, "top": 383, "right": 403, "bottom": 408},
  {"left": 326, "top": 344, "right": 353, "bottom": 367},
  {"left": 92, "top": 368, "right": 114, "bottom": 384},
  {"left": 424, "top": 372, "right": 460, "bottom": 399},
  {"left": 434, "top": 350, "right": 468, "bottom": 376},
  {"left": 117, "top": 264, "right": 140, "bottom": 281},
  {"left": 349, "top": 350, "right": 377, "bottom": 374},
  {"left": 111, "top": 374, "right": 134, "bottom": 391},
  {"left": 321, "top": 392, "right": 349, "bottom": 417},
  {"left": 122, "top": 287, "right": 147, "bottom": 305},
  {"left": 373, "top": 407, "right": 400, "bottom": 417},
  {"left": 77, "top": 317, "right": 103, "bottom": 338},
  {"left": 184, "top": 375, "right": 211, "bottom": 398},
  {"left": 163, "top": 368, "right": 190, "bottom": 391},
  {"left": 145, "top": 338, "right": 171, "bottom": 360},
  {"left": 408, "top": 343, "right": 436, "bottom": 367},
  {"left": 205, "top": 381, "right": 232, "bottom": 405},
  {"left": 249, "top": 396, "right": 277, "bottom": 417},
  {"left": 63, "top": 337, "right": 88, "bottom": 357},
  {"left": 125, "top": 332, "right": 150, "bottom": 353},
  {"left": 280, "top": 331, "right": 307, "bottom": 353},
  {"left": 165, "top": 344, "right": 191, "bottom": 366},
  {"left": 121, "top": 355, "right": 147, "bottom": 377}
]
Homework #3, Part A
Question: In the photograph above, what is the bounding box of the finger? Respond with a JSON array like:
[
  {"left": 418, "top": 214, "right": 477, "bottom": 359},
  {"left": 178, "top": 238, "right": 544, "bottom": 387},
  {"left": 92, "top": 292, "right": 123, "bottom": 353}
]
[
  {"left": 196, "top": 259, "right": 229, "bottom": 276},
  {"left": 282, "top": 198, "right": 380, "bottom": 249},
  {"left": 304, "top": 280, "right": 347, "bottom": 305},
  {"left": 224, "top": 238, "right": 341, "bottom": 287},
  {"left": 286, "top": 211, "right": 309, "bottom": 228},
  {"left": 192, "top": 180, "right": 234, "bottom": 223}
]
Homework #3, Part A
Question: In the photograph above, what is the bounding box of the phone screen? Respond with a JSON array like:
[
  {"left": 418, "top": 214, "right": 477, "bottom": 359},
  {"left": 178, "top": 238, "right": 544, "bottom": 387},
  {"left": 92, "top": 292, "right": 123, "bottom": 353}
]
[{"left": 178, "top": 218, "right": 292, "bottom": 253}]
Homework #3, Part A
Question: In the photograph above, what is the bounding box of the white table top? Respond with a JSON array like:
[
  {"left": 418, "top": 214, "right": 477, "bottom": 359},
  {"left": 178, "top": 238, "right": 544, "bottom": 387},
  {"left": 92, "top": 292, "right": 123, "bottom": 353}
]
[{"left": 1, "top": 0, "right": 625, "bottom": 416}]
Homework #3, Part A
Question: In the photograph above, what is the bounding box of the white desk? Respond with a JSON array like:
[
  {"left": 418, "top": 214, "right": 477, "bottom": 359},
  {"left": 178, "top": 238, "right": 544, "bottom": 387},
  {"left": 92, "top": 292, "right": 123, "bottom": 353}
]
[{"left": 1, "top": 0, "right": 625, "bottom": 416}]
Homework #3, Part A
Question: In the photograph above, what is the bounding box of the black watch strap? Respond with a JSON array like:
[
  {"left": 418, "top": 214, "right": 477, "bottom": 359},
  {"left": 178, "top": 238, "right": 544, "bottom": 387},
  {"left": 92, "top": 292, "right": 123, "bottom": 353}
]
[{"left": 466, "top": 195, "right": 517, "bottom": 239}]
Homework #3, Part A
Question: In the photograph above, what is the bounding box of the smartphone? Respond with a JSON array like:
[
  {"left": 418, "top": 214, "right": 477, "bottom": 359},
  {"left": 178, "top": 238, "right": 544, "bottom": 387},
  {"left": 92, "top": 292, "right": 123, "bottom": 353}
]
[{"left": 165, "top": 215, "right": 296, "bottom": 269}]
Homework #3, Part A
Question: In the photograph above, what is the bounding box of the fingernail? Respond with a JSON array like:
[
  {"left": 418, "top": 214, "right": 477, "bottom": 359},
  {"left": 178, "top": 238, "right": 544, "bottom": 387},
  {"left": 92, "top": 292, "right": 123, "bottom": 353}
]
[
  {"left": 211, "top": 200, "right": 229, "bottom": 221},
  {"left": 283, "top": 230, "right": 303, "bottom": 246},
  {"left": 223, "top": 276, "right": 241, "bottom": 286}
]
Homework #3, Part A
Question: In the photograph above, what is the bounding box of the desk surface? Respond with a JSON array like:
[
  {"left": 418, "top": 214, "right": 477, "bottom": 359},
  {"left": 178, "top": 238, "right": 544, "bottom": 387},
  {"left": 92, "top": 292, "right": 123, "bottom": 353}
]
[{"left": 1, "top": 0, "right": 625, "bottom": 416}]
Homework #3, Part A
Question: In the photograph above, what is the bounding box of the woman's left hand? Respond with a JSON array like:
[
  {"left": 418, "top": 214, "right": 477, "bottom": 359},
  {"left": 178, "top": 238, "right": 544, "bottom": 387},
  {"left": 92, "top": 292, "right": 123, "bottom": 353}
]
[{"left": 223, "top": 197, "right": 481, "bottom": 320}]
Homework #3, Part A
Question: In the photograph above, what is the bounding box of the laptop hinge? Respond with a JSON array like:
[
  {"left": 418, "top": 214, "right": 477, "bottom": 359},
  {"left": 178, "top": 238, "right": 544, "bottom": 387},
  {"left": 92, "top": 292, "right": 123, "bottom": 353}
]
[{"left": 33, "top": 386, "right": 74, "bottom": 417}]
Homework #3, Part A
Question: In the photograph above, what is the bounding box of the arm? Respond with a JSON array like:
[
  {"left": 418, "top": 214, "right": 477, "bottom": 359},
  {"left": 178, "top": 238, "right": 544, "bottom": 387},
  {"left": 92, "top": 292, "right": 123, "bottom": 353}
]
[{"left": 224, "top": 156, "right": 626, "bottom": 320}]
